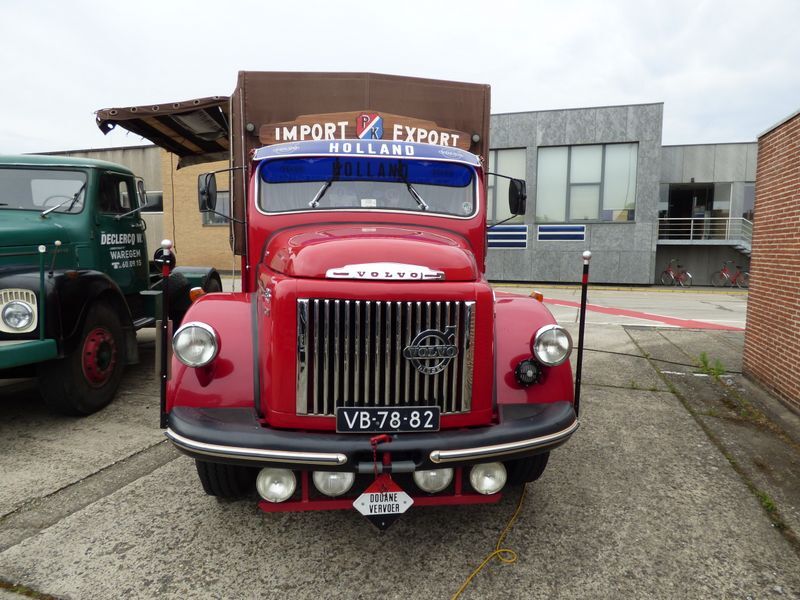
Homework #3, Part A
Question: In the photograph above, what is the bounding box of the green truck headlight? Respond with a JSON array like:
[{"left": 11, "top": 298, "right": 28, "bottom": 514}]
[{"left": 2, "top": 301, "right": 34, "bottom": 330}]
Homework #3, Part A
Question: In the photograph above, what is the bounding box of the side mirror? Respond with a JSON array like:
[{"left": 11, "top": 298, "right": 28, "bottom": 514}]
[
  {"left": 197, "top": 173, "right": 217, "bottom": 212},
  {"left": 508, "top": 178, "right": 527, "bottom": 216}
]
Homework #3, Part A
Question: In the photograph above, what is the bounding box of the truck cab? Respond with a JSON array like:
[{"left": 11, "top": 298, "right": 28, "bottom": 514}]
[{"left": 0, "top": 155, "right": 219, "bottom": 415}]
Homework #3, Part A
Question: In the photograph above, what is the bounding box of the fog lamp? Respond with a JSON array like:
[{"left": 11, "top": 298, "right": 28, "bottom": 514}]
[
  {"left": 515, "top": 359, "right": 541, "bottom": 387},
  {"left": 173, "top": 321, "right": 218, "bottom": 367},
  {"left": 469, "top": 462, "right": 507, "bottom": 495},
  {"left": 256, "top": 468, "right": 296, "bottom": 503},
  {"left": 312, "top": 471, "right": 355, "bottom": 497},
  {"left": 2, "top": 301, "right": 34, "bottom": 330},
  {"left": 413, "top": 468, "right": 454, "bottom": 493}
]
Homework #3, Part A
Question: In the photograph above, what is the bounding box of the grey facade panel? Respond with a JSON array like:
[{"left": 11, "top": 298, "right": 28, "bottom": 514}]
[
  {"left": 627, "top": 104, "right": 662, "bottom": 142},
  {"left": 636, "top": 143, "right": 662, "bottom": 223},
  {"left": 535, "top": 110, "right": 568, "bottom": 147},
  {"left": 590, "top": 224, "right": 635, "bottom": 251},
  {"left": 596, "top": 106, "right": 628, "bottom": 140},
  {"left": 565, "top": 108, "right": 597, "bottom": 144},
  {"left": 745, "top": 143, "right": 757, "bottom": 181},
  {"left": 681, "top": 145, "right": 716, "bottom": 182},
  {"left": 713, "top": 144, "right": 748, "bottom": 182},
  {"left": 660, "top": 146, "right": 684, "bottom": 182}
]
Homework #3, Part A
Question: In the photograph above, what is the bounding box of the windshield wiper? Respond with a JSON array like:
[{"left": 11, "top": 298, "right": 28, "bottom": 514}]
[
  {"left": 406, "top": 182, "right": 428, "bottom": 211},
  {"left": 308, "top": 180, "right": 332, "bottom": 209},
  {"left": 41, "top": 183, "right": 86, "bottom": 217}
]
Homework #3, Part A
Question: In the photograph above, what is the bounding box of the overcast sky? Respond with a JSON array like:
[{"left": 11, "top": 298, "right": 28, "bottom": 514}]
[{"left": 0, "top": 0, "right": 797, "bottom": 154}]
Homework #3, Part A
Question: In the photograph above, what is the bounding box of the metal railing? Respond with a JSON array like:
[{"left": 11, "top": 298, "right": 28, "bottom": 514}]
[{"left": 658, "top": 217, "right": 752, "bottom": 246}]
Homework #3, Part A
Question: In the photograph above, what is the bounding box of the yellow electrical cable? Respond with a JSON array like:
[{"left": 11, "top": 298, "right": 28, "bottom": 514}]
[{"left": 450, "top": 484, "right": 528, "bottom": 600}]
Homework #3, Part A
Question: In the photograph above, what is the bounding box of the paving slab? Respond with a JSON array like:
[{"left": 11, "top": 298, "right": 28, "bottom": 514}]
[{"left": 658, "top": 329, "right": 744, "bottom": 374}]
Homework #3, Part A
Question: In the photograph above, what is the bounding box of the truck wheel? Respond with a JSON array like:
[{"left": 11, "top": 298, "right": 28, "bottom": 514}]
[
  {"left": 39, "top": 302, "right": 126, "bottom": 416},
  {"left": 204, "top": 274, "right": 222, "bottom": 293},
  {"left": 195, "top": 460, "right": 256, "bottom": 498},
  {"left": 166, "top": 271, "right": 191, "bottom": 326},
  {"left": 505, "top": 452, "right": 550, "bottom": 485}
]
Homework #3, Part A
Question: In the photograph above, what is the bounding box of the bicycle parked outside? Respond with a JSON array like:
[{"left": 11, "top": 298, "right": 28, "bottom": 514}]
[
  {"left": 660, "top": 258, "right": 693, "bottom": 287},
  {"left": 711, "top": 260, "right": 749, "bottom": 288}
]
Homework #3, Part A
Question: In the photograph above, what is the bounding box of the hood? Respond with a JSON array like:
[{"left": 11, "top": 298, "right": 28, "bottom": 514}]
[
  {"left": 265, "top": 224, "right": 478, "bottom": 281},
  {"left": 0, "top": 210, "right": 75, "bottom": 250}
]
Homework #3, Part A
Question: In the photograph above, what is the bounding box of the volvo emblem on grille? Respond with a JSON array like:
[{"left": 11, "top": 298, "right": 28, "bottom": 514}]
[{"left": 403, "top": 326, "right": 458, "bottom": 375}]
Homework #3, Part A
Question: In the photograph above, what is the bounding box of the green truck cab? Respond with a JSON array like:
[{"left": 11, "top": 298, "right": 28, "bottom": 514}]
[{"left": 0, "top": 154, "right": 220, "bottom": 415}]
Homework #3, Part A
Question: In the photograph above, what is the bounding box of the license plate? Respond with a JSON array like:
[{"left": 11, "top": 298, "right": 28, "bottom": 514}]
[{"left": 336, "top": 406, "right": 440, "bottom": 433}]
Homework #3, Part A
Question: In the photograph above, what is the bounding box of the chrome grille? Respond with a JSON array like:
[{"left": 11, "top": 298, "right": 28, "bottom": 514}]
[{"left": 297, "top": 299, "right": 475, "bottom": 416}]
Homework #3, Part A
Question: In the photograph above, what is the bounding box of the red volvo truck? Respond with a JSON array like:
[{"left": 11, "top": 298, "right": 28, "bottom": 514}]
[{"left": 97, "top": 72, "right": 579, "bottom": 527}]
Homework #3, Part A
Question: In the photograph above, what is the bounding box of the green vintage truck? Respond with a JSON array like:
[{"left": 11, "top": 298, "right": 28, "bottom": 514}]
[{"left": 0, "top": 154, "right": 219, "bottom": 415}]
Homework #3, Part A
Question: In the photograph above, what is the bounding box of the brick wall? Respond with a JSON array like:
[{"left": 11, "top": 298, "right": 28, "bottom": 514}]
[
  {"left": 743, "top": 112, "right": 800, "bottom": 412},
  {"left": 160, "top": 150, "right": 239, "bottom": 272}
]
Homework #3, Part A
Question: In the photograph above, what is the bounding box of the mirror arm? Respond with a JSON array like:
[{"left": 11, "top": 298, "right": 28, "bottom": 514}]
[
  {"left": 206, "top": 210, "right": 245, "bottom": 225},
  {"left": 115, "top": 204, "right": 147, "bottom": 220},
  {"left": 486, "top": 171, "right": 518, "bottom": 181},
  {"left": 487, "top": 215, "right": 519, "bottom": 230}
]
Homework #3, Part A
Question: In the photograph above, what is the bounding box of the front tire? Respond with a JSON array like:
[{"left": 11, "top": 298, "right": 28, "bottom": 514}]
[
  {"left": 203, "top": 274, "right": 223, "bottom": 293},
  {"left": 505, "top": 452, "right": 550, "bottom": 485},
  {"left": 659, "top": 271, "right": 675, "bottom": 286},
  {"left": 195, "top": 460, "right": 256, "bottom": 498},
  {"left": 38, "top": 302, "right": 126, "bottom": 416},
  {"left": 710, "top": 271, "right": 727, "bottom": 287}
]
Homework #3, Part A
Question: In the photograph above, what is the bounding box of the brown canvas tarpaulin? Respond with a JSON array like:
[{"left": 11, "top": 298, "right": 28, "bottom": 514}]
[
  {"left": 95, "top": 72, "right": 491, "bottom": 255},
  {"left": 95, "top": 97, "right": 230, "bottom": 168}
]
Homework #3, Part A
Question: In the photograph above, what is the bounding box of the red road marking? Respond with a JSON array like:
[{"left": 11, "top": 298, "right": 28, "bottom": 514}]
[{"left": 544, "top": 298, "right": 744, "bottom": 331}]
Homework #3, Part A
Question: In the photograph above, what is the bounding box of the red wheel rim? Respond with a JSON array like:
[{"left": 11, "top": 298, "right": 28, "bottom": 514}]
[{"left": 82, "top": 327, "right": 117, "bottom": 387}]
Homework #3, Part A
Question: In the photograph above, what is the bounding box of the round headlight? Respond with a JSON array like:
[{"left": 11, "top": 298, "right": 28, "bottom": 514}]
[
  {"left": 312, "top": 471, "right": 355, "bottom": 497},
  {"left": 2, "top": 301, "right": 34, "bottom": 330},
  {"left": 532, "top": 324, "right": 573, "bottom": 366},
  {"left": 172, "top": 322, "right": 218, "bottom": 367},
  {"left": 469, "top": 462, "right": 507, "bottom": 495},
  {"left": 256, "top": 468, "right": 296, "bottom": 503},
  {"left": 413, "top": 468, "right": 454, "bottom": 493}
]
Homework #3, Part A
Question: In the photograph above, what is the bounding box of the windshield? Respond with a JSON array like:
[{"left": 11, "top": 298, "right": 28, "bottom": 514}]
[
  {"left": 258, "top": 157, "right": 476, "bottom": 217},
  {"left": 0, "top": 168, "right": 86, "bottom": 213}
]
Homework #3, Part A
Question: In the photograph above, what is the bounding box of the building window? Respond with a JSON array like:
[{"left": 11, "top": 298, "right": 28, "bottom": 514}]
[
  {"left": 742, "top": 182, "right": 755, "bottom": 221},
  {"left": 143, "top": 191, "right": 163, "bottom": 213},
  {"left": 487, "top": 148, "right": 526, "bottom": 224},
  {"left": 536, "top": 143, "right": 637, "bottom": 222},
  {"left": 201, "top": 190, "right": 230, "bottom": 226}
]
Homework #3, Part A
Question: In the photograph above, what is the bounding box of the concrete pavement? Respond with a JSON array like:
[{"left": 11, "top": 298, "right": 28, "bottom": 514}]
[{"left": 1, "top": 289, "right": 798, "bottom": 599}]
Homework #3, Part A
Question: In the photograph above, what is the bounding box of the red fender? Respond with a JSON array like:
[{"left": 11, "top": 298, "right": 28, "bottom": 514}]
[
  {"left": 167, "top": 292, "right": 256, "bottom": 411},
  {"left": 494, "top": 291, "right": 574, "bottom": 405}
]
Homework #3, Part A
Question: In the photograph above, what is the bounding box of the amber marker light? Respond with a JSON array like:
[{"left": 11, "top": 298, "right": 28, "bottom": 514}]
[
  {"left": 189, "top": 287, "right": 206, "bottom": 302},
  {"left": 529, "top": 291, "right": 544, "bottom": 302}
]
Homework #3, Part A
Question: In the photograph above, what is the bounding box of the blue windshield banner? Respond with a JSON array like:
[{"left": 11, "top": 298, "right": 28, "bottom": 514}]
[
  {"left": 260, "top": 157, "right": 473, "bottom": 187},
  {"left": 253, "top": 139, "right": 481, "bottom": 167}
]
